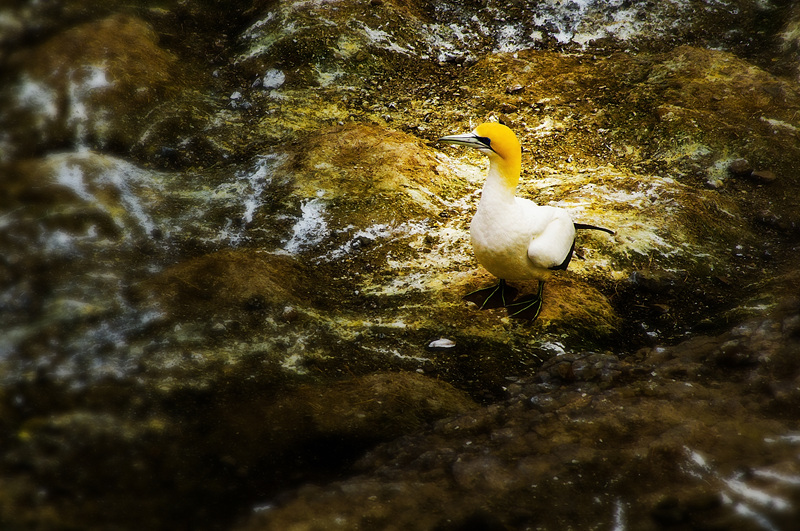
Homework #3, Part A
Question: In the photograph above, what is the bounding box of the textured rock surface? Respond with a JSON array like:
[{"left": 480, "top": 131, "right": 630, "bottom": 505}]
[
  {"left": 241, "top": 282, "right": 800, "bottom": 531},
  {"left": 4, "top": 14, "right": 178, "bottom": 155},
  {"left": 1, "top": 1, "right": 799, "bottom": 529}
]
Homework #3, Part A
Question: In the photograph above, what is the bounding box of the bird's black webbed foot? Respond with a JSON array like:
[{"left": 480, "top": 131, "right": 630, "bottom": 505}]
[
  {"left": 506, "top": 282, "right": 545, "bottom": 321},
  {"left": 463, "top": 279, "right": 518, "bottom": 310}
]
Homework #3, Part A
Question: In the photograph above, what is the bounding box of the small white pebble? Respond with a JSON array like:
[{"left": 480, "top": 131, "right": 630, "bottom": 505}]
[{"left": 427, "top": 338, "right": 456, "bottom": 350}]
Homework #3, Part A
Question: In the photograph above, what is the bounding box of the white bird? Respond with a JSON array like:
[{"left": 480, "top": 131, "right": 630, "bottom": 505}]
[{"left": 439, "top": 122, "right": 612, "bottom": 320}]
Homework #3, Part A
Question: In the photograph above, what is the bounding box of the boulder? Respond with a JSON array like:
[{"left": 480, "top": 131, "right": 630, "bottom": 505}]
[
  {"left": 2, "top": 1, "right": 800, "bottom": 530},
  {"left": 4, "top": 14, "right": 177, "bottom": 155},
  {"left": 239, "top": 285, "right": 800, "bottom": 531}
]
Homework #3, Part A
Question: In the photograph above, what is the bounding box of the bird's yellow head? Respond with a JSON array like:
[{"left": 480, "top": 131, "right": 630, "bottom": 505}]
[{"left": 439, "top": 122, "right": 522, "bottom": 188}]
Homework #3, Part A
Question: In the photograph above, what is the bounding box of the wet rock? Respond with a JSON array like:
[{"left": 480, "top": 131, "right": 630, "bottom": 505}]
[
  {"left": 3, "top": 1, "right": 800, "bottom": 530},
  {"left": 650, "top": 490, "right": 723, "bottom": 526},
  {"left": 269, "top": 372, "right": 478, "bottom": 444},
  {"left": 779, "top": 5, "right": 800, "bottom": 78},
  {"left": 727, "top": 158, "right": 753, "bottom": 178},
  {"left": 134, "top": 249, "right": 319, "bottom": 321},
  {"left": 239, "top": 291, "right": 800, "bottom": 531},
  {"left": 284, "top": 123, "right": 467, "bottom": 211},
  {"left": 755, "top": 210, "right": 790, "bottom": 233},
  {"left": 3, "top": 14, "right": 178, "bottom": 155},
  {"left": 459, "top": 275, "right": 620, "bottom": 339},
  {"left": 0, "top": 0, "right": 193, "bottom": 63},
  {"left": 750, "top": 169, "right": 778, "bottom": 184},
  {"left": 647, "top": 46, "right": 800, "bottom": 190},
  {"left": 235, "top": 0, "right": 799, "bottom": 83},
  {"left": 1, "top": 370, "right": 475, "bottom": 530},
  {"left": 235, "top": 0, "right": 424, "bottom": 83},
  {"left": 5, "top": 410, "right": 186, "bottom": 529},
  {"left": 5, "top": 151, "right": 164, "bottom": 242}
]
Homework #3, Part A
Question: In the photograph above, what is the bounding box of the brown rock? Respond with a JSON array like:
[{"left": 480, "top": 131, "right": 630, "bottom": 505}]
[
  {"left": 750, "top": 169, "right": 777, "bottom": 183},
  {"left": 727, "top": 158, "right": 752, "bottom": 177},
  {"left": 134, "top": 249, "right": 318, "bottom": 320},
  {"left": 8, "top": 14, "right": 177, "bottom": 152}
]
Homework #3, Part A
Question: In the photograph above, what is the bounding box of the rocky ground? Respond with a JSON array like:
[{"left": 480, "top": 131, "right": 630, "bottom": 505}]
[{"left": 1, "top": 0, "right": 800, "bottom": 529}]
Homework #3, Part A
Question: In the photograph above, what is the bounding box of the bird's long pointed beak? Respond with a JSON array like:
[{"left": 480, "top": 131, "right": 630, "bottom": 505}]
[{"left": 438, "top": 133, "right": 495, "bottom": 153}]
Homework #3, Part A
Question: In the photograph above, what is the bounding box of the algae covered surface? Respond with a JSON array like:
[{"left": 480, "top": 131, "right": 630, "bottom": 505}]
[{"left": 1, "top": 0, "right": 800, "bottom": 529}]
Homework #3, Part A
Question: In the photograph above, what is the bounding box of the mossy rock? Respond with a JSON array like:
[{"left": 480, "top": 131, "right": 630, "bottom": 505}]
[
  {"left": 237, "top": 299, "right": 800, "bottom": 531},
  {"left": 135, "top": 248, "right": 322, "bottom": 321},
  {"left": 287, "top": 123, "right": 465, "bottom": 202},
  {"left": 5, "top": 14, "right": 178, "bottom": 154},
  {"left": 207, "top": 371, "right": 478, "bottom": 467},
  {"left": 1, "top": 371, "right": 476, "bottom": 530}
]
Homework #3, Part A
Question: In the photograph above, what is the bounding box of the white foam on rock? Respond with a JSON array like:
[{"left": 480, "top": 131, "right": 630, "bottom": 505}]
[{"left": 284, "top": 198, "right": 329, "bottom": 253}]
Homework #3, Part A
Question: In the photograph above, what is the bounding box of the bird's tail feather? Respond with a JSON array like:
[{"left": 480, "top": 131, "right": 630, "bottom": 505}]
[{"left": 574, "top": 223, "right": 615, "bottom": 235}]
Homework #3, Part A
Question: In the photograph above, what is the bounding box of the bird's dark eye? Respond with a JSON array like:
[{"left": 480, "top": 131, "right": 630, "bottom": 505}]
[{"left": 475, "top": 136, "right": 492, "bottom": 149}]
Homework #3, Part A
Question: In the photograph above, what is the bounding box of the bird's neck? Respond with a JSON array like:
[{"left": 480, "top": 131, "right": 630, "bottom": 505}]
[{"left": 482, "top": 156, "right": 521, "bottom": 204}]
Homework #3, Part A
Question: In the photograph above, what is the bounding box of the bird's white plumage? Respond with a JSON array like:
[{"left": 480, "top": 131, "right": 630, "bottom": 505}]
[
  {"left": 439, "top": 122, "right": 610, "bottom": 320},
  {"left": 470, "top": 162, "right": 575, "bottom": 281}
]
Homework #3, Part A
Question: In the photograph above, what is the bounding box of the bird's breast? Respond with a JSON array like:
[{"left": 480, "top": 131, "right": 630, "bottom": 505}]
[{"left": 470, "top": 202, "right": 548, "bottom": 280}]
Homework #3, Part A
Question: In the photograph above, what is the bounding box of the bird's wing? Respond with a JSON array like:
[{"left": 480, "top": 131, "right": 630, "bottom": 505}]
[{"left": 526, "top": 207, "right": 576, "bottom": 270}]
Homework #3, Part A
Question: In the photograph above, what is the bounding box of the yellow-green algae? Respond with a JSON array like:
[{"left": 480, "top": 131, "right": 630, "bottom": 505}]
[{"left": 3, "top": 1, "right": 800, "bottom": 530}]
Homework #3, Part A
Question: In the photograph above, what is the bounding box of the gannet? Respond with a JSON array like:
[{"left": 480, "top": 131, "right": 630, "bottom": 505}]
[{"left": 439, "top": 122, "right": 613, "bottom": 320}]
